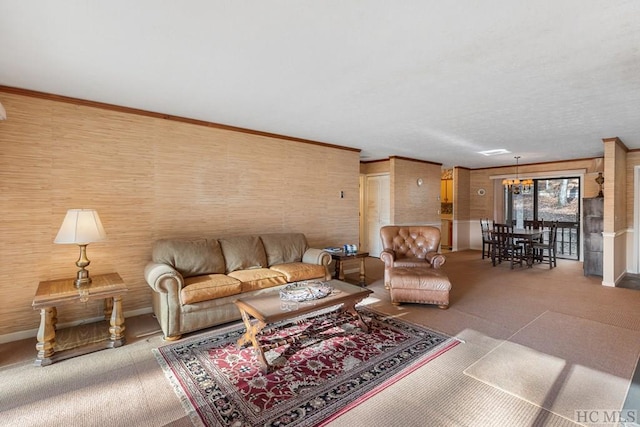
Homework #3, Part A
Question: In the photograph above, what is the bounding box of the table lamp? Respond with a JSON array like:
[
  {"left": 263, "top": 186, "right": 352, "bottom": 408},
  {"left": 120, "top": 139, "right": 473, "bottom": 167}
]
[{"left": 54, "top": 209, "right": 107, "bottom": 287}]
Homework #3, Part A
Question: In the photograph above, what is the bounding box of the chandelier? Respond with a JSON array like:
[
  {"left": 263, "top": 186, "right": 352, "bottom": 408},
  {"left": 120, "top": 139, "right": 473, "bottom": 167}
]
[{"left": 502, "top": 156, "right": 533, "bottom": 195}]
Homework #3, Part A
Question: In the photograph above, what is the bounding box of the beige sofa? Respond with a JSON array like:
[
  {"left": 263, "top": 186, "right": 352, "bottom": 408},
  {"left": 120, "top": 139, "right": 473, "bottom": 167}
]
[{"left": 144, "top": 233, "right": 331, "bottom": 340}]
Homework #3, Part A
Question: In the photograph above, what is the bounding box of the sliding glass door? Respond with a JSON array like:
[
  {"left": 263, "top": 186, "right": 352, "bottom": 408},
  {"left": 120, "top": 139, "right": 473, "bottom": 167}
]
[{"left": 505, "top": 177, "right": 580, "bottom": 260}]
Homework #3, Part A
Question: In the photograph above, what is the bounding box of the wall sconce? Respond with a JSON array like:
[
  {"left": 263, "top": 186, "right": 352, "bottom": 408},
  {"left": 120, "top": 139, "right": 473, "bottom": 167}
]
[
  {"left": 54, "top": 209, "right": 107, "bottom": 287},
  {"left": 0, "top": 101, "right": 6, "bottom": 120}
]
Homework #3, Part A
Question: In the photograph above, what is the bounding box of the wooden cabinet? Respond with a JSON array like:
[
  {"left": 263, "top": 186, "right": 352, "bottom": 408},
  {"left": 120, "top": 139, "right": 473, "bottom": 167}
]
[
  {"left": 583, "top": 197, "right": 603, "bottom": 276},
  {"left": 441, "top": 219, "right": 452, "bottom": 250},
  {"left": 440, "top": 179, "right": 453, "bottom": 203}
]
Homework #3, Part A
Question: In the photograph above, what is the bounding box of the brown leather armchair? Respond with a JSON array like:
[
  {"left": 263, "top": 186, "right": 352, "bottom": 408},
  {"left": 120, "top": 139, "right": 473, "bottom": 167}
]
[{"left": 380, "top": 225, "right": 446, "bottom": 289}]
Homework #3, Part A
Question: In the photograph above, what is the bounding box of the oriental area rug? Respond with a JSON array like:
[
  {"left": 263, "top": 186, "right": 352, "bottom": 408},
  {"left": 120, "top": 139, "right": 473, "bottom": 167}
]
[{"left": 154, "top": 307, "right": 459, "bottom": 427}]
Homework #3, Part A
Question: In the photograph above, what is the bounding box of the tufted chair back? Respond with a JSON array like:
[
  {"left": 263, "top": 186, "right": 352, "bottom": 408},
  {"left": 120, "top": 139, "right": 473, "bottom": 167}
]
[
  {"left": 379, "top": 225, "right": 446, "bottom": 288},
  {"left": 380, "top": 225, "right": 441, "bottom": 259}
]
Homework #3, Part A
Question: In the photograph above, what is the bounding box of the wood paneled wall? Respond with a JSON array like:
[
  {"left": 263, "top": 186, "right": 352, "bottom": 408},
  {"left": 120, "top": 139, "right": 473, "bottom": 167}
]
[
  {"left": 453, "top": 167, "right": 471, "bottom": 221},
  {"left": 603, "top": 138, "right": 628, "bottom": 232},
  {"left": 389, "top": 157, "right": 441, "bottom": 224},
  {"left": 603, "top": 137, "right": 629, "bottom": 285},
  {"left": 0, "top": 91, "right": 361, "bottom": 338}
]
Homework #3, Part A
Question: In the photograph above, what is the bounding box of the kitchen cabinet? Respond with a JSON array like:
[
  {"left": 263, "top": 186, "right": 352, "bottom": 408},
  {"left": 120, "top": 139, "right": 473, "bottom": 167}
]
[{"left": 440, "top": 179, "right": 453, "bottom": 203}]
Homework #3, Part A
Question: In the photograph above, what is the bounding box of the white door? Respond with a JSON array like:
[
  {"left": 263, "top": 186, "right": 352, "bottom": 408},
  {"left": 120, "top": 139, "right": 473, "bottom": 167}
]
[{"left": 363, "top": 174, "right": 390, "bottom": 257}]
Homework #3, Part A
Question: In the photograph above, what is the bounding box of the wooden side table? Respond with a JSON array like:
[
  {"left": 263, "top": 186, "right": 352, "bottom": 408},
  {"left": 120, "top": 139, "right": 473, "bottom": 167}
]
[
  {"left": 32, "top": 272, "right": 128, "bottom": 366},
  {"left": 331, "top": 251, "right": 369, "bottom": 286}
]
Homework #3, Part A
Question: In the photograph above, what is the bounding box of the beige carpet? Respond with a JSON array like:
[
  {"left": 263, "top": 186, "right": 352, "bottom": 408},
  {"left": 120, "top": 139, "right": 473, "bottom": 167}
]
[
  {"left": 464, "top": 310, "right": 640, "bottom": 422},
  {"left": 2, "top": 250, "right": 639, "bottom": 427}
]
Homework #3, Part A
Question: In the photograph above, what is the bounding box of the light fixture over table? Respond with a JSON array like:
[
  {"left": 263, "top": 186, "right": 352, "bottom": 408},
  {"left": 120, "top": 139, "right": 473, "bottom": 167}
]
[
  {"left": 502, "top": 156, "right": 533, "bottom": 195},
  {"left": 54, "top": 209, "right": 107, "bottom": 287}
]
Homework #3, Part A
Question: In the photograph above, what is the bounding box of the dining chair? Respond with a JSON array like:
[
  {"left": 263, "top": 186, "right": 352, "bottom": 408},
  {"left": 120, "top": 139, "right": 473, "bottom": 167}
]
[
  {"left": 532, "top": 221, "right": 558, "bottom": 268},
  {"left": 491, "top": 223, "right": 524, "bottom": 269},
  {"left": 480, "top": 218, "right": 493, "bottom": 259},
  {"left": 522, "top": 219, "right": 545, "bottom": 261},
  {"left": 524, "top": 219, "right": 545, "bottom": 232}
]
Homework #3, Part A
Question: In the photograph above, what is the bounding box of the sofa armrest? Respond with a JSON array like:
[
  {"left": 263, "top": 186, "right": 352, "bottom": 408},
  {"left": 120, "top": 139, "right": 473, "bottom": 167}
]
[
  {"left": 426, "top": 252, "right": 446, "bottom": 269},
  {"left": 144, "top": 262, "right": 184, "bottom": 293},
  {"left": 303, "top": 248, "right": 332, "bottom": 280},
  {"left": 379, "top": 249, "right": 396, "bottom": 268},
  {"left": 302, "top": 248, "right": 331, "bottom": 266}
]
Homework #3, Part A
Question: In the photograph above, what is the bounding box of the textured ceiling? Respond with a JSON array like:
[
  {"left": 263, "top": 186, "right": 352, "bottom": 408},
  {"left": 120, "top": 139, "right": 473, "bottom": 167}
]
[{"left": 1, "top": 1, "right": 639, "bottom": 168}]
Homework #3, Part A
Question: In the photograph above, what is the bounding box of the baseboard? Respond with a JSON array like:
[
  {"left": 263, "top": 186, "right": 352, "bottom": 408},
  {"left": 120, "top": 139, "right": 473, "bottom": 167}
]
[{"left": 0, "top": 306, "right": 154, "bottom": 345}]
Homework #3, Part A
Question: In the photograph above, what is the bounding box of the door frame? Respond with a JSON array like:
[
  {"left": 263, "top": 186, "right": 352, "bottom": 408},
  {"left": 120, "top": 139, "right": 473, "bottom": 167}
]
[{"left": 360, "top": 172, "right": 390, "bottom": 256}]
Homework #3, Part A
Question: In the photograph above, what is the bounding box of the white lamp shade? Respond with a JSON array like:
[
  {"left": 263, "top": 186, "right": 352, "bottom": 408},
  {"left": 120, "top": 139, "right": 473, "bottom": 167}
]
[
  {"left": 0, "top": 101, "right": 6, "bottom": 120},
  {"left": 54, "top": 209, "right": 107, "bottom": 244}
]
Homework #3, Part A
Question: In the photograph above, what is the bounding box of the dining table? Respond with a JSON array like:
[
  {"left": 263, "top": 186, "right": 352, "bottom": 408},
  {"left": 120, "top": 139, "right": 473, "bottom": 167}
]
[
  {"left": 514, "top": 228, "right": 547, "bottom": 267},
  {"left": 492, "top": 227, "right": 547, "bottom": 268}
]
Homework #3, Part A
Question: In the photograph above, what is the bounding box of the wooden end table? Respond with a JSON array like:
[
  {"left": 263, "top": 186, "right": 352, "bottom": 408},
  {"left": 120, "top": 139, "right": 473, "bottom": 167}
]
[
  {"left": 32, "top": 272, "right": 128, "bottom": 366},
  {"left": 331, "top": 251, "right": 369, "bottom": 286}
]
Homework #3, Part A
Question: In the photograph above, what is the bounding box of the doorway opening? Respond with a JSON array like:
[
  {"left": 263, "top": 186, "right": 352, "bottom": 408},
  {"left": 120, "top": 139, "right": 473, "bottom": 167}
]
[{"left": 360, "top": 173, "right": 390, "bottom": 257}]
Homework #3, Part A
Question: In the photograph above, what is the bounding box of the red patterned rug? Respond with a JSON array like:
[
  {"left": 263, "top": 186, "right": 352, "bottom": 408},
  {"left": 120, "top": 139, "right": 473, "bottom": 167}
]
[{"left": 154, "top": 307, "right": 459, "bottom": 426}]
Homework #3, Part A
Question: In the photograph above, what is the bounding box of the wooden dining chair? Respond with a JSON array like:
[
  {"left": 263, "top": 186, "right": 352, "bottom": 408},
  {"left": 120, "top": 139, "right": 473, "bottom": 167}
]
[
  {"left": 532, "top": 221, "right": 558, "bottom": 268},
  {"left": 524, "top": 219, "right": 545, "bottom": 229},
  {"left": 491, "top": 223, "right": 524, "bottom": 269},
  {"left": 524, "top": 219, "right": 545, "bottom": 238},
  {"left": 522, "top": 219, "right": 545, "bottom": 260},
  {"left": 480, "top": 218, "right": 493, "bottom": 259}
]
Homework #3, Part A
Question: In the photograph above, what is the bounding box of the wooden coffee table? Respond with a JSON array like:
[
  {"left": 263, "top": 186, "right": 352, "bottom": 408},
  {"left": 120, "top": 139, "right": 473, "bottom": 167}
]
[{"left": 234, "top": 280, "right": 372, "bottom": 373}]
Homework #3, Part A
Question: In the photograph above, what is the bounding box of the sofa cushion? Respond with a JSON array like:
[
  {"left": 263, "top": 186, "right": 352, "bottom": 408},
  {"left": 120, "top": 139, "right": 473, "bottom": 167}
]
[
  {"left": 181, "top": 274, "right": 242, "bottom": 305},
  {"left": 394, "top": 257, "right": 431, "bottom": 268},
  {"left": 219, "top": 235, "right": 268, "bottom": 273},
  {"left": 260, "top": 233, "right": 309, "bottom": 266},
  {"left": 227, "top": 268, "right": 287, "bottom": 292},
  {"left": 152, "top": 238, "right": 225, "bottom": 278},
  {"left": 269, "top": 263, "right": 326, "bottom": 282}
]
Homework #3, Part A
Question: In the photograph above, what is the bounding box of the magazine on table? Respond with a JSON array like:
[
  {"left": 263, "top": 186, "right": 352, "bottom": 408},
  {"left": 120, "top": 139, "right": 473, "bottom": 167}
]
[{"left": 324, "top": 247, "right": 342, "bottom": 253}]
